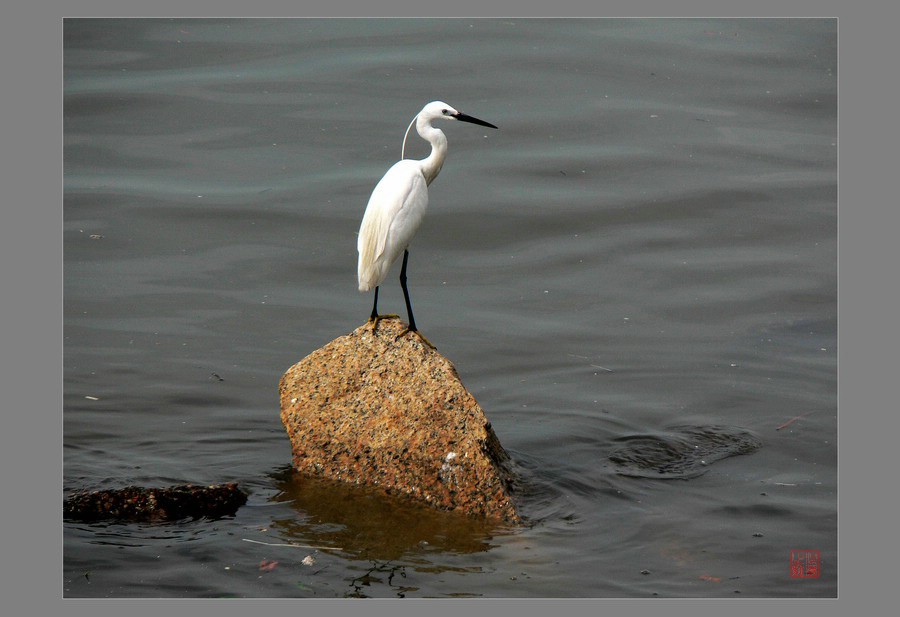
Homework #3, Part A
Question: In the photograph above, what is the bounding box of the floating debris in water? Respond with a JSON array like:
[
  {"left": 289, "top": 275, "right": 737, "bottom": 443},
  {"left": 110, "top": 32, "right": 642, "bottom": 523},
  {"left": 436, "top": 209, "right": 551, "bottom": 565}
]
[
  {"left": 775, "top": 411, "right": 816, "bottom": 431},
  {"left": 241, "top": 538, "right": 342, "bottom": 551}
]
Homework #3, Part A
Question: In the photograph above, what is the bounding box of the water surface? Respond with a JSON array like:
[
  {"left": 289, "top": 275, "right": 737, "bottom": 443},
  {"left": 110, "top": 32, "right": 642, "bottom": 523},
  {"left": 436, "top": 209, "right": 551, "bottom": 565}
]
[{"left": 64, "top": 18, "right": 837, "bottom": 597}]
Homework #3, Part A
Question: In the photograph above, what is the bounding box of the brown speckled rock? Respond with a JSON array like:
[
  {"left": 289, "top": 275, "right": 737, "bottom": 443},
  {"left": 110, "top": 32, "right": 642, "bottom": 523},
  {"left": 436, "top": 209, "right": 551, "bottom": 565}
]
[{"left": 279, "top": 318, "right": 519, "bottom": 524}]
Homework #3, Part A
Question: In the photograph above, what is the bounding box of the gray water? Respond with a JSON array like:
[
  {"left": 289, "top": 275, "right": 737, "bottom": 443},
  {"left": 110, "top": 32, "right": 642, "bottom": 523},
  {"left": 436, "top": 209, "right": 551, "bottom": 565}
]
[{"left": 63, "top": 18, "right": 837, "bottom": 598}]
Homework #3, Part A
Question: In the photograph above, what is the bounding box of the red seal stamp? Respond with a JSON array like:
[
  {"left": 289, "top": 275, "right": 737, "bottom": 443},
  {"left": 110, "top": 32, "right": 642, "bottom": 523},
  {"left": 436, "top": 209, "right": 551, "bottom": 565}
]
[{"left": 790, "top": 549, "right": 821, "bottom": 579}]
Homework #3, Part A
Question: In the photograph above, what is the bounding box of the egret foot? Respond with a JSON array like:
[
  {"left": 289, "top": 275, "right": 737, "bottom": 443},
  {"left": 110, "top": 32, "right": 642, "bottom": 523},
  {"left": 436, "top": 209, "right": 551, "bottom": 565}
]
[
  {"left": 397, "top": 327, "right": 435, "bottom": 349},
  {"left": 369, "top": 314, "right": 399, "bottom": 333}
]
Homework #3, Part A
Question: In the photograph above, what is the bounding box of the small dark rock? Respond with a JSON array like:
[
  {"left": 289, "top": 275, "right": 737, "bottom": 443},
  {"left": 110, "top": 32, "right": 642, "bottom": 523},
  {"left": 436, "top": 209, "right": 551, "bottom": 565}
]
[{"left": 63, "top": 483, "right": 247, "bottom": 522}]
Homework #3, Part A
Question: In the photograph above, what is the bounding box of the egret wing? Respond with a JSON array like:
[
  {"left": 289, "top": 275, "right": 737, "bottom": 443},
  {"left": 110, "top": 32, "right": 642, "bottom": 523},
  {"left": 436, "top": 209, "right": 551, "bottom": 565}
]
[{"left": 358, "top": 161, "right": 426, "bottom": 291}]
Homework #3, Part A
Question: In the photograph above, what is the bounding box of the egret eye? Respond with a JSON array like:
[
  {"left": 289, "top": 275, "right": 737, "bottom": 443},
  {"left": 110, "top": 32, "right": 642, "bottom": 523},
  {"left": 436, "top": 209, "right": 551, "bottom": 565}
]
[{"left": 442, "top": 109, "right": 449, "bottom": 114}]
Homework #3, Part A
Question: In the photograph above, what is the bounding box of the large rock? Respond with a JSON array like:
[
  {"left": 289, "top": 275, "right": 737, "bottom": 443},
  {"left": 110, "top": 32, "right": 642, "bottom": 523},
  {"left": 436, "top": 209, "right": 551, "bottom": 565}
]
[{"left": 279, "top": 318, "right": 519, "bottom": 524}]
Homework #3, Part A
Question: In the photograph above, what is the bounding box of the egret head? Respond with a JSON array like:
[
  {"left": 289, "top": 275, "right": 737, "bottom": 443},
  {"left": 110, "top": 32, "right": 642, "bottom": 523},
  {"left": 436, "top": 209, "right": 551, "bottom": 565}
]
[
  {"left": 420, "top": 101, "right": 498, "bottom": 129},
  {"left": 402, "top": 101, "right": 497, "bottom": 159}
]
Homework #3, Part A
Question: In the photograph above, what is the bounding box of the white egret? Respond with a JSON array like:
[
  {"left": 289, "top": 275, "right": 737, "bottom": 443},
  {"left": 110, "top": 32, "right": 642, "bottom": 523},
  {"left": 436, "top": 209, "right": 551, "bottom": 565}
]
[{"left": 357, "top": 101, "right": 498, "bottom": 346}]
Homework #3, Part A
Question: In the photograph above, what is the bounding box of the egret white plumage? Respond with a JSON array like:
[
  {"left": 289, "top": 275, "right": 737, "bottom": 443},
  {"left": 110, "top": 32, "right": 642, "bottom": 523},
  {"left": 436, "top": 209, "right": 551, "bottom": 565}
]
[{"left": 357, "top": 101, "right": 498, "bottom": 345}]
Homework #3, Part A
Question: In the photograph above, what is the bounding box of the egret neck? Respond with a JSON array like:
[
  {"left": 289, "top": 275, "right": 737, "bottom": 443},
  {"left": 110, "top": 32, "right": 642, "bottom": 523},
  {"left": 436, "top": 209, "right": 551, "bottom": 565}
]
[{"left": 417, "top": 118, "right": 448, "bottom": 186}]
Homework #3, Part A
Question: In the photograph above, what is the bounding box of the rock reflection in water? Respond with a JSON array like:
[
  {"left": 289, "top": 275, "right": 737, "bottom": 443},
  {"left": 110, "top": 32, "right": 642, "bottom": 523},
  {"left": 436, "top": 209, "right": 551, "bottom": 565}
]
[{"left": 267, "top": 468, "right": 512, "bottom": 563}]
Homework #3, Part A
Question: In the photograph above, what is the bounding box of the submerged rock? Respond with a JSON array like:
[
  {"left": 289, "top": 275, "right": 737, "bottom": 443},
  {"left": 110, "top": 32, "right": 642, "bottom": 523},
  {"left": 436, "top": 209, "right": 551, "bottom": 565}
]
[
  {"left": 609, "top": 424, "right": 762, "bottom": 479},
  {"left": 279, "top": 318, "right": 519, "bottom": 524},
  {"left": 63, "top": 483, "right": 247, "bottom": 522}
]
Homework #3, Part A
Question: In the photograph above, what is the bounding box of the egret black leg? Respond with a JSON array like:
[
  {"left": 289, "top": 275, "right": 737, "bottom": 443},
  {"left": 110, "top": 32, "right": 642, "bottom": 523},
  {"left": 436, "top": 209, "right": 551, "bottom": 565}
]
[
  {"left": 399, "top": 250, "right": 417, "bottom": 332},
  {"left": 367, "top": 286, "right": 398, "bottom": 333},
  {"left": 398, "top": 250, "right": 435, "bottom": 348},
  {"left": 370, "top": 286, "right": 380, "bottom": 321}
]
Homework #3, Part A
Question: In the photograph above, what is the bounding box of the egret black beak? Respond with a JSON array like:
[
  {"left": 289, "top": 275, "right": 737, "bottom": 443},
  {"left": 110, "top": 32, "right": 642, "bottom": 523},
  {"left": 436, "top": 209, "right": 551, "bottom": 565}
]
[{"left": 454, "top": 112, "right": 498, "bottom": 129}]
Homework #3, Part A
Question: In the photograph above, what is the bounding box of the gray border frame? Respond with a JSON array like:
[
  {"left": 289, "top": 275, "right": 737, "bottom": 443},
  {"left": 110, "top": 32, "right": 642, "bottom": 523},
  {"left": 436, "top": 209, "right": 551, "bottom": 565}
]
[{"left": 5, "top": 0, "right": 888, "bottom": 615}]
